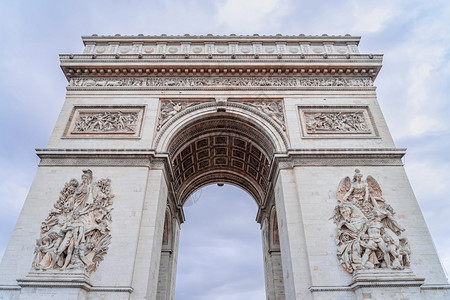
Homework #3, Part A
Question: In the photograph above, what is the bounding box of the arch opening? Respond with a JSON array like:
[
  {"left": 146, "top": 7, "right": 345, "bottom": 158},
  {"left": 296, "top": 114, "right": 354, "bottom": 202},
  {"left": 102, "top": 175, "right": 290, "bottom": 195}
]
[
  {"left": 157, "top": 108, "right": 286, "bottom": 299},
  {"left": 174, "top": 184, "right": 266, "bottom": 299},
  {"left": 167, "top": 111, "right": 278, "bottom": 207}
]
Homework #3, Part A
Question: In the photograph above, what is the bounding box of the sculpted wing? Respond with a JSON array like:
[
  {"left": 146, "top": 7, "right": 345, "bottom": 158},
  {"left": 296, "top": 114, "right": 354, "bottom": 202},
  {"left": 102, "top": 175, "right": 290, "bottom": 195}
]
[
  {"left": 337, "top": 176, "right": 351, "bottom": 203},
  {"left": 331, "top": 205, "right": 342, "bottom": 224},
  {"left": 367, "top": 175, "right": 383, "bottom": 199}
]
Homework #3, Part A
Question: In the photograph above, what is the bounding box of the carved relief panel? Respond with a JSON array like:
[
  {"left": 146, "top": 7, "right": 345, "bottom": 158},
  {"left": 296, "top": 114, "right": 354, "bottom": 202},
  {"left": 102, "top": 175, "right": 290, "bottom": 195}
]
[
  {"left": 298, "top": 106, "right": 378, "bottom": 138},
  {"left": 245, "top": 100, "right": 286, "bottom": 131},
  {"left": 32, "top": 170, "right": 113, "bottom": 274},
  {"left": 156, "top": 100, "right": 202, "bottom": 131},
  {"left": 331, "top": 170, "right": 410, "bottom": 274},
  {"left": 64, "top": 106, "right": 145, "bottom": 138}
]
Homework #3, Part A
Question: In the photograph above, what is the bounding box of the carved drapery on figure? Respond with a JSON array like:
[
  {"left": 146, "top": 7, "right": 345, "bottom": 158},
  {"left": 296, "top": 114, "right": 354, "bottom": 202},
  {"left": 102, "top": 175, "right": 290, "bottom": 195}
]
[
  {"left": 247, "top": 101, "right": 286, "bottom": 131},
  {"left": 32, "top": 170, "right": 113, "bottom": 274},
  {"left": 157, "top": 101, "right": 198, "bottom": 131},
  {"left": 331, "top": 170, "right": 410, "bottom": 274},
  {"left": 72, "top": 111, "right": 139, "bottom": 134}
]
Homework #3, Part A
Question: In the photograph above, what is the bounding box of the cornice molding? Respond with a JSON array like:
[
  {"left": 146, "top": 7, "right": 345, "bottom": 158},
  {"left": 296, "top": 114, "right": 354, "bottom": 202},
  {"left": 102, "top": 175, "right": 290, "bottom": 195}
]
[
  {"left": 61, "top": 54, "right": 379, "bottom": 62},
  {"left": 60, "top": 54, "right": 381, "bottom": 81},
  {"left": 36, "top": 148, "right": 405, "bottom": 167},
  {"left": 82, "top": 34, "right": 361, "bottom": 44},
  {"left": 36, "top": 149, "right": 167, "bottom": 168},
  {"left": 267, "top": 148, "right": 406, "bottom": 185}
]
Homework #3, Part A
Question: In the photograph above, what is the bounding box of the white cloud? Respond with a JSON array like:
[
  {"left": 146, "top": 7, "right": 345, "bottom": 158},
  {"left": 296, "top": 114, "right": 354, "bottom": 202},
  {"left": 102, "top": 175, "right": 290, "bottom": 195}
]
[
  {"left": 408, "top": 115, "right": 443, "bottom": 137},
  {"left": 350, "top": 3, "right": 398, "bottom": 33},
  {"left": 375, "top": 2, "right": 450, "bottom": 139}
]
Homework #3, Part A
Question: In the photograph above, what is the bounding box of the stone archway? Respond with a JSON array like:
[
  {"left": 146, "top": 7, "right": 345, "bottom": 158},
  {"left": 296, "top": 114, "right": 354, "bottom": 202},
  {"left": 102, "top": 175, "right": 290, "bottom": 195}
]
[
  {"left": 155, "top": 103, "right": 288, "bottom": 299},
  {"left": 1, "top": 34, "right": 449, "bottom": 300}
]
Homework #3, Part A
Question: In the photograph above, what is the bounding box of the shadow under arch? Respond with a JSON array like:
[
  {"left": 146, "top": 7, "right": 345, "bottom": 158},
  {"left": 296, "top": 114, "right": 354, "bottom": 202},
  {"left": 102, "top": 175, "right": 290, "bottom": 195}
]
[
  {"left": 182, "top": 170, "right": 261, "bottom": 206},
  {"left": 154, "top": 101, "right": 289, "bottom": 207}
]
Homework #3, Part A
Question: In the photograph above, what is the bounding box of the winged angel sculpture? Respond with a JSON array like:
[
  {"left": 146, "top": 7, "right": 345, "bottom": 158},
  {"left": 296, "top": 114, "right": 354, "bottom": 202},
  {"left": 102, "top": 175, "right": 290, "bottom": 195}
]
[
  {"left": 331, "top": 169, "right": 410, "bottom": 274},
  {"left": 32, "top": 170, "right": 113, "bottom": 274}
]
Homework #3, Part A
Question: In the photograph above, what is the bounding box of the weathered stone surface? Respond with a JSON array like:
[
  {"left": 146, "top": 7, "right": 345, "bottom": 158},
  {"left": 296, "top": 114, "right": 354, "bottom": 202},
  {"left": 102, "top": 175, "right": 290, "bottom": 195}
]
[{"left": 0, "top": 34, "right": 448, "bottom": 300}]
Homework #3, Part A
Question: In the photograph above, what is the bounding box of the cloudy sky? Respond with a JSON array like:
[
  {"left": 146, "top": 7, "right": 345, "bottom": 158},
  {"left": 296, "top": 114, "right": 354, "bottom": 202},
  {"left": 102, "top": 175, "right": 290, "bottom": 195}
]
[{"left": 0, "top": 0, "right": 449, "bottom": 298}]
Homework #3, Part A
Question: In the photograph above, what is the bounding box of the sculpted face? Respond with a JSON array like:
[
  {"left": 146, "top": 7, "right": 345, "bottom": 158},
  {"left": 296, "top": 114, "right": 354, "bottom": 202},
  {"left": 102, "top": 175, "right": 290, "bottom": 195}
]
[
  {"left": 340, "top": 206, "right": 352, "bottom": 221},
  {"left": 93, "top": 208, "right": 106, "bottom": 223}
]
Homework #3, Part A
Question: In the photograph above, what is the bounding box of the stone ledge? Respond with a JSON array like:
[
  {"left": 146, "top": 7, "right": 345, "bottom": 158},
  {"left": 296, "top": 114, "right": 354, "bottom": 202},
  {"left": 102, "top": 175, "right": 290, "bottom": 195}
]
[
  {"left": 0, "top": 285, "right": 21, "bottom": 291},
  {"left": 17, "top": 271, "right": 92, "bottom": 291},
  {"left": 35, "top": 148, "right": 405, "bottom": 155},
  {"left": 420, "top": 284, "right": 450, "bottom": 290},
  {"left": 286, "top": 148, "right": 406, "bottom": 155},
  {"left": 17, "top": 271, "right": 133, "bottom": 293},
  {"left": 35, "top": 148, "right": 406, "bottom": 168},
  {"left": 310, "top": 285, "right": 354, "bottom": 292},
  {"left": 82, "top": 33, "right": 362, "bottom": 41},
  {"left": 351, "top": 269, "right": 424, "bottom": 288},
  {"left": 310, "top": 270, "right": 425, "bottom": 292},
  {"left": 67, "top": 85, "right": 377, "bottom": 92},
  {"left": 60, "top": 61, "right": 382, "bottom": 81},
  {"left": 272, "top": 149, "right": 406, "bottom": 173}
]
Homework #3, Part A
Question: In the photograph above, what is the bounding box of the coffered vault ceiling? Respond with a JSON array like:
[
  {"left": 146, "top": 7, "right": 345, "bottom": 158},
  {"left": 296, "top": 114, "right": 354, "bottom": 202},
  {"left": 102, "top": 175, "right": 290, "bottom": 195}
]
[{"left": 169, "top": 114, "right": 274, "bottom": 205}]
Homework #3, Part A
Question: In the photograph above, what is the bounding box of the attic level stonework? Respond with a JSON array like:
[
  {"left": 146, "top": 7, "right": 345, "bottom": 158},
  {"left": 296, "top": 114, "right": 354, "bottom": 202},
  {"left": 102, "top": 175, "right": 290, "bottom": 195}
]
[
  {"left": 81, "top": 34, "right": 363, "bottom": 57},
  {"left": 0, "top": 35, "right": 449, "bottom": 300},
  {"left": 62, "top": 34, "right": 380, "bottom": 87}
]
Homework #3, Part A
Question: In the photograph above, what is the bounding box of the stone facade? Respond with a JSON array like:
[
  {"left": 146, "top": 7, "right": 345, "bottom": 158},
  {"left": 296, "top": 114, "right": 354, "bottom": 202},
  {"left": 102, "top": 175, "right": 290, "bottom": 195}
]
[{"left": 0, "top": 35, "right": 449, "bottom": 300}]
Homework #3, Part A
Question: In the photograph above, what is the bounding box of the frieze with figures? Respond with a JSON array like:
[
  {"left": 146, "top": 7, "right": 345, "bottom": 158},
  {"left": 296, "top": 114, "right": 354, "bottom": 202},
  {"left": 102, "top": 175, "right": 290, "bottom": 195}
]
[
  {"left": 64, "top": 106, "right": 145, "bottom": 138},
  {"left": 299, "top": 107, "right": 378, "bottom": 138},
  {"left": 68, "top": 76, "right": 373, "bottom": 88},
  {"left": 73, "top": 111, "right": 139, "bottom": 134},
  {"left": 305, "top": 111, "right": 370, "bottom": 134}
]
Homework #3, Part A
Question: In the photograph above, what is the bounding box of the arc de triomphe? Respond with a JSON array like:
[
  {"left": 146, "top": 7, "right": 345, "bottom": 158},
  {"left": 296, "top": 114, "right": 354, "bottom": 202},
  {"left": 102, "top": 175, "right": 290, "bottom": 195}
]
[{"left": 0, "top": 35, "right": 449, "bottom": 299}]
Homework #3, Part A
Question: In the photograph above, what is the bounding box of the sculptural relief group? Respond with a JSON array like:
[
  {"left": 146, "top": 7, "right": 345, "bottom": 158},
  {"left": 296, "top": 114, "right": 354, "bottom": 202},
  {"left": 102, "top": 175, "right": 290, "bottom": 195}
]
[
  {"left": 332, "top": 170, "right": 410, "bottom": 274},
  {"left": 32, "top": 170, "right": 113, "bottom": 274}
]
